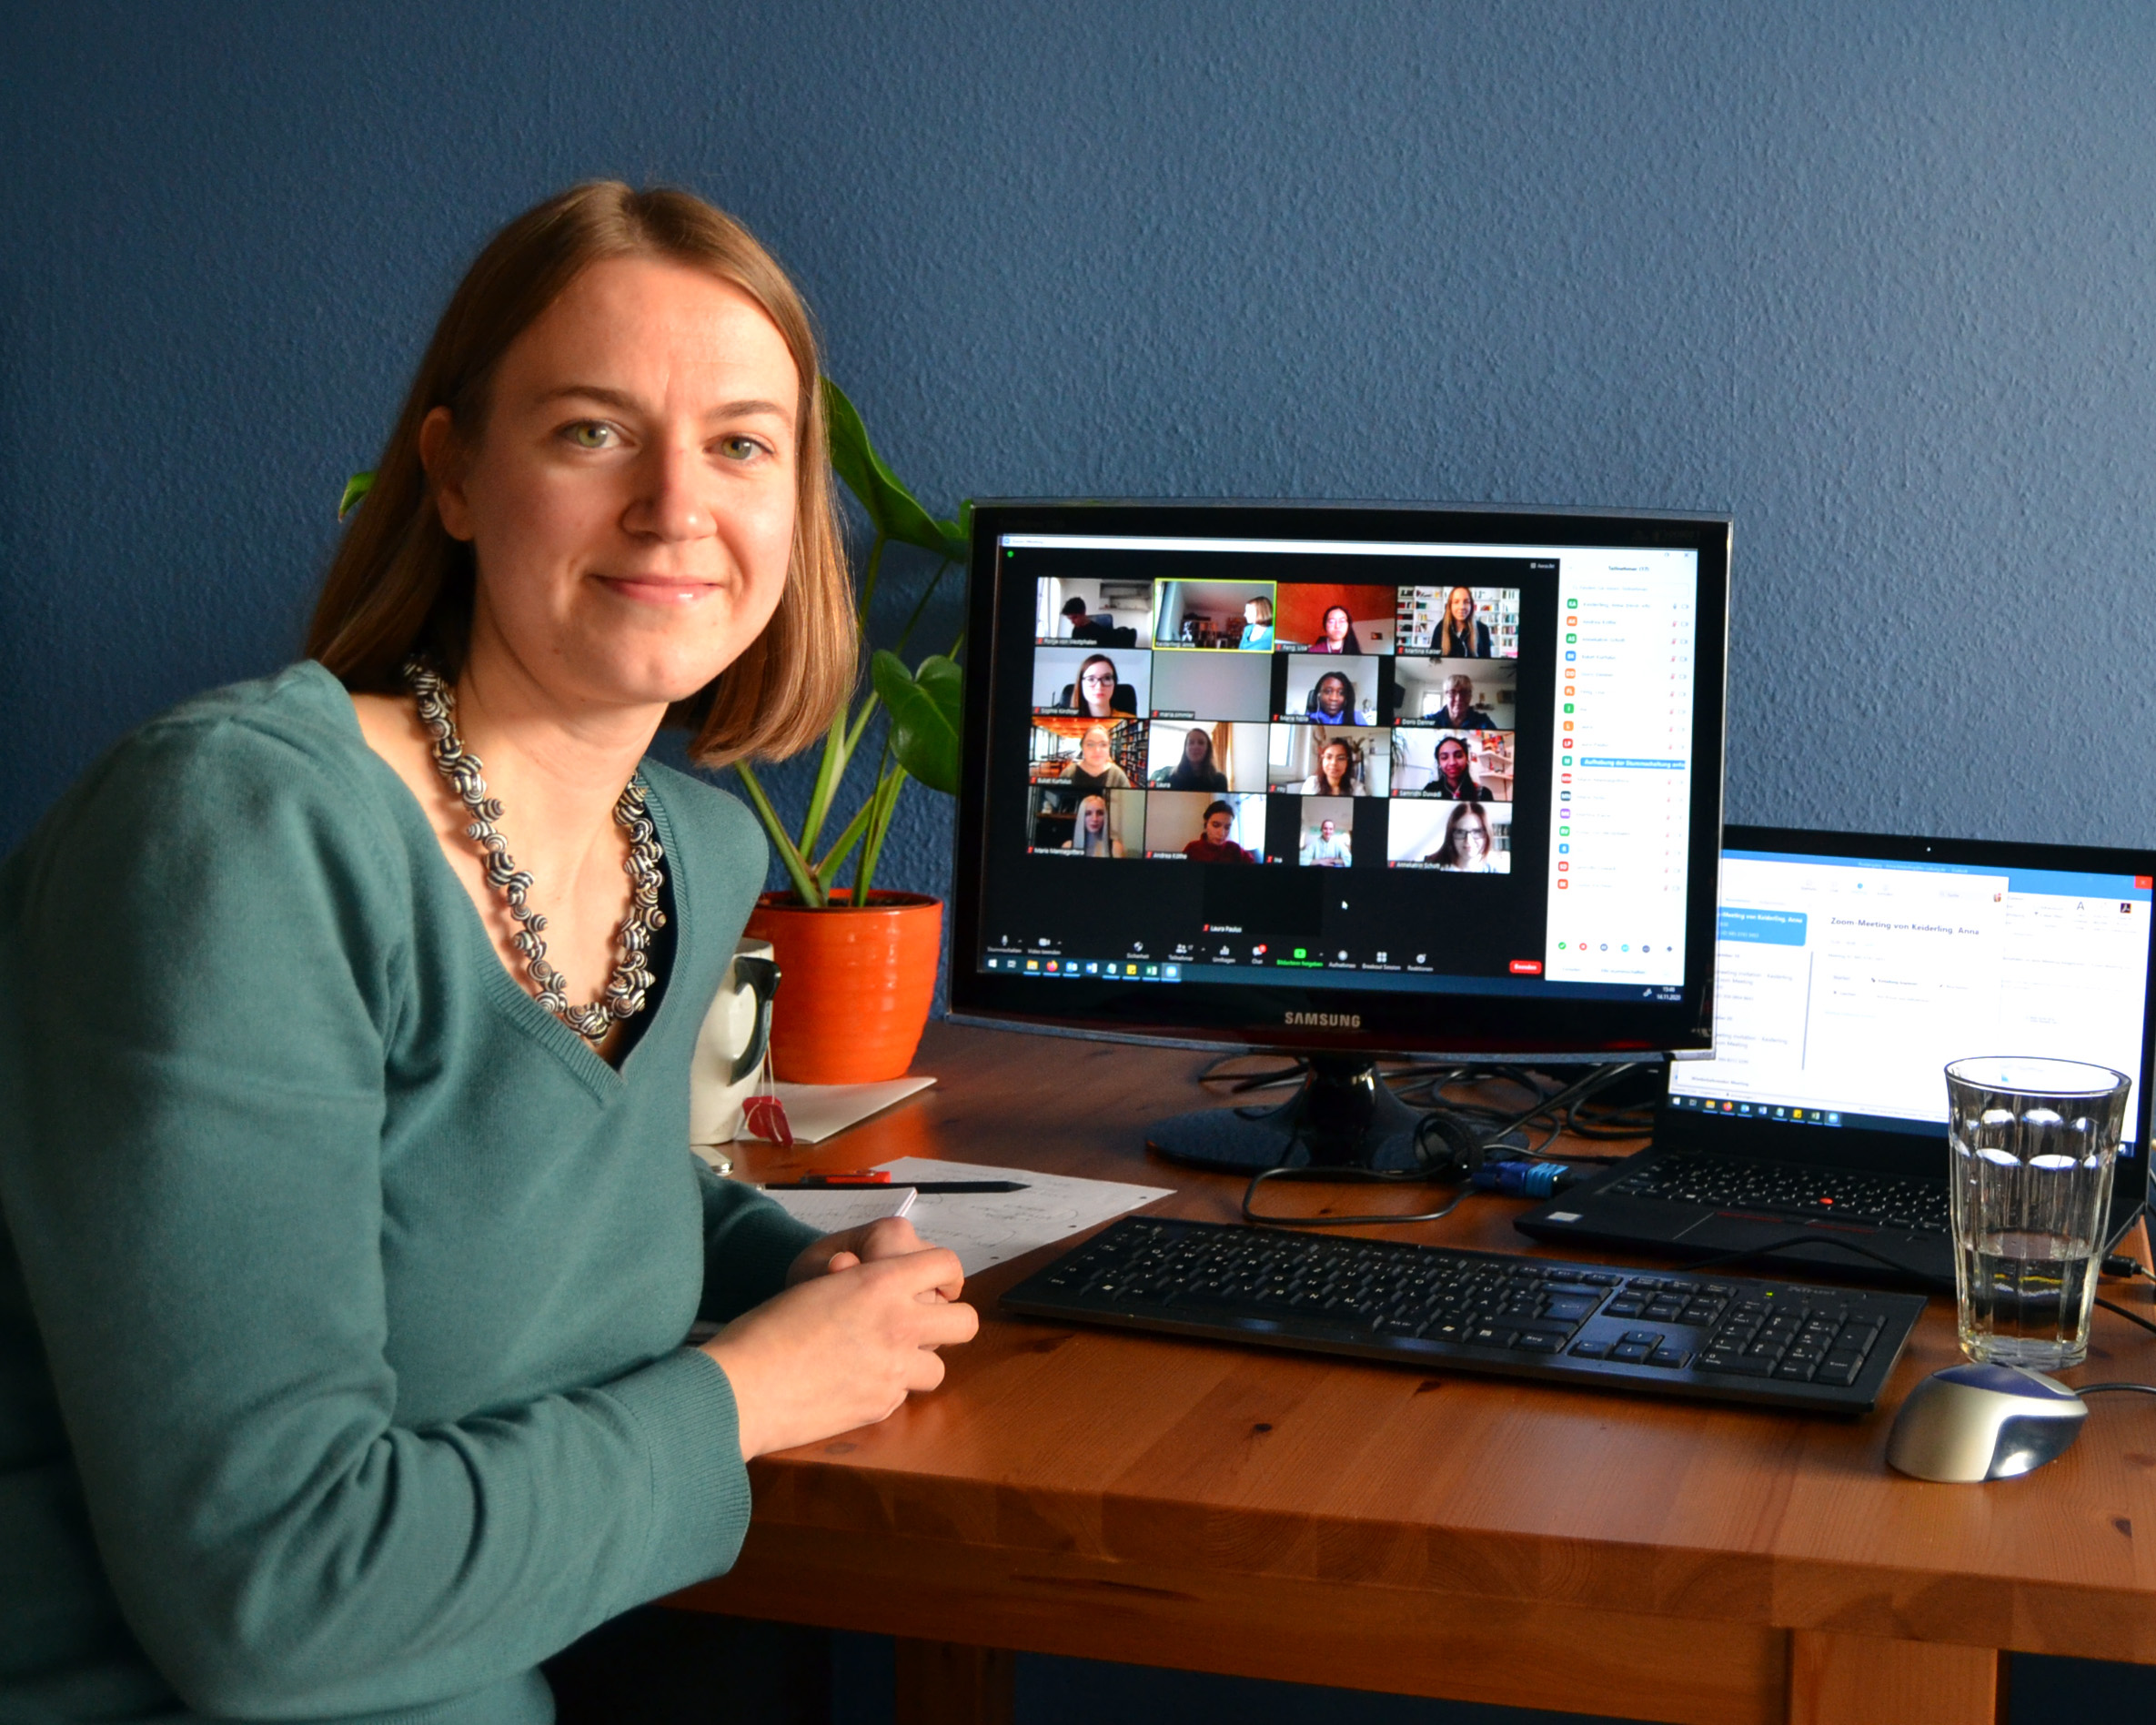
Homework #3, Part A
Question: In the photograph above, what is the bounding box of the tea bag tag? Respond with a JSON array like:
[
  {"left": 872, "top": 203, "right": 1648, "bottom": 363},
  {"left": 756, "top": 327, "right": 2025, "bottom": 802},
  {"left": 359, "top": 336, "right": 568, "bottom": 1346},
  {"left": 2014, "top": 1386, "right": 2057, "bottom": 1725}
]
[{"left": 740, "top": 1046, "right": 793, "bottom": 1145}]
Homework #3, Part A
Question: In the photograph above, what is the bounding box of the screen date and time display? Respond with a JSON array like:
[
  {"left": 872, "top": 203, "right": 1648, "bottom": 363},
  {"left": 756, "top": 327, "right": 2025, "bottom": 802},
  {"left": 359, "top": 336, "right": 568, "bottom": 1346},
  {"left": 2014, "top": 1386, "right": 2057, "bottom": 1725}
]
[{"left": 973, "top": 535, "right": 1701, "bottom": 1005}]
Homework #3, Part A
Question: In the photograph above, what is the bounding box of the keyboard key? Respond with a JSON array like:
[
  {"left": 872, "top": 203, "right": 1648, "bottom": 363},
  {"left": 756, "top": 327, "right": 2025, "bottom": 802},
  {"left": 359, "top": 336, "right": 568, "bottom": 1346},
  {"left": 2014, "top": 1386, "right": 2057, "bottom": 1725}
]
[
  {"left": 1466, "top": 1325, "right": 1519, "bottom": 1348},
  {"left": 1698, "top": 1354, "right": 1775, "bottom": 1377},
  {"left": 1620, "top": 1330, "right": 1666, "bottom": 1347},
  {"left": 1515, "top": 1331, "right": 1566, "bottom": 1354},
  {"left": 1570, "top": 1339, "right": 1611, "bottom": 1358},
  {"left": 1542, "top": 1296, "right": 1598, "bottom": 1323},
  {"left": 1610, "top": 1342, "right": 1653, "bottom": 1363},
  {"left": 1647, "top": 1347, "right": 1691, "bottom": 1368}
]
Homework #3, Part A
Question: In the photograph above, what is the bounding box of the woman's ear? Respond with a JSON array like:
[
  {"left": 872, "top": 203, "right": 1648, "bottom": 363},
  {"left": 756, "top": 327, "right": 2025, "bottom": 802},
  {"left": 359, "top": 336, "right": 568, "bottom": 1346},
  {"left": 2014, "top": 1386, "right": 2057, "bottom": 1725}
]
[{"left": 418, "top": 407, "right": 475, "bottom": 542}]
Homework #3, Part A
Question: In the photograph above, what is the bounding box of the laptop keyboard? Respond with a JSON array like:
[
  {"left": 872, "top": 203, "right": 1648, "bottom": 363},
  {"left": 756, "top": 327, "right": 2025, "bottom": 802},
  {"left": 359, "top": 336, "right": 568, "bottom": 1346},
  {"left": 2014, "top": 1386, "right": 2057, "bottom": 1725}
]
[{"left": 1606, "top": 1151, "right": 1949, "bottom": 1234}]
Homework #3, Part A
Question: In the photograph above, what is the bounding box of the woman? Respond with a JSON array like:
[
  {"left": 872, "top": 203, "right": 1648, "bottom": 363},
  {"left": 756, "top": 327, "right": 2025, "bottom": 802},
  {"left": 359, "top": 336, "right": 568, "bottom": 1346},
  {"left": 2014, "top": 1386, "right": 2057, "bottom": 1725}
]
[
  {"left": 1299, "top": 736, "right": 1358, "bottom": 796},
  {"left": 1065, "top": 722, "right": 1132, "bottom": 794},
  {"left": 1063, "top": 651, "right": 1134, "bottom": 716},
  {"left": 1422, "top": 735, "right": 1487, "bottom": 801},
  {"left": 1426, "top": 802, "right": 1499, "bottom": 871},
  {"left": 1305, "top": 670, "right": 1368, "bottom": 725},
  {"left": 1430, "top": 584, "right": 1493, "bottom": 657},
  {"left": 0, "top": 184, "right": 976, "bottom": 1725},
  {"left": 1166, "top": 726, "right": 1227, "bottom": 791},
  {"left": 1063, "top": 793, "right": 1124, "bottom": 857},
  {"left": 1307, "top": 603, "right": 1361, "bottom": 655},
  {"left": 1183, "top": 800, "right": 1257, "bottom": 863},
  {"left": 1238, "top": 595, "right": 1274, "bottom": 650}
]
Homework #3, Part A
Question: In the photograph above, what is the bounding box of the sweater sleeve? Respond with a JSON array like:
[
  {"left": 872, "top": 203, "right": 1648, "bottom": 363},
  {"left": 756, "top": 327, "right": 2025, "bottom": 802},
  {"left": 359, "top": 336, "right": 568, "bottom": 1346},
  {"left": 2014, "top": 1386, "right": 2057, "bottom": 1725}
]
[
  {"left": 697, "top": 1168, "right": 824, "bottom": 1322},
  {"left": 0, "top": 711, "right": 752, "bottom": 1721}
]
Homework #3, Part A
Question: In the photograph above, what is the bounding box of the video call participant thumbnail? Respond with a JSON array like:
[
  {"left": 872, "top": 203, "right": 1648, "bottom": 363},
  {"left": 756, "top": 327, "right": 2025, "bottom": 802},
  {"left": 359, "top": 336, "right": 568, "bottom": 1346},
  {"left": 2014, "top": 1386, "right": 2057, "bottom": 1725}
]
[
  {"left": 1033, "top": 646, "right": 1150, "bottom": 718},
  {"left": 1028, "top": 717, "right": 1142, "bottom": 789},
  {"left": 1149, "top": 650, "right": 1272, "bottom": 722},
  {"left": 1277, "top": 655, "right": 1385, "bottom": 725},
  {"left": 1274, "top": 583, "right": 1398, "bottom": 655},
  {"left": 1298, "top": 799, "right": 1355, "bottom": 867},
  {"left": 1390, "top": 729, "right": 1513, "bottom": 800},
  {"left": 1271, "top": 727, "right": 1389, "bottom": 797},
  {"left": 1397, "top": 584, "right": 1521, "bottom": 658},
  {"left": 1144, "top": 721, "right": 1269, "bottom": 792},
  {"left": 1387, "top": 800, "right": 1512, "bottom": 873},
  {"left": 1148, "top": 791, "right": 1264, "bottom": 862},
  {"left": 1152, "top": 580, "right": 1278, "bottom": 651},
  {"left": 1391, "top": 658, "right": 1515, "bottom": 731},
  {"left": 1026, "top": 784, "right": 1145, "bottom": 856}
]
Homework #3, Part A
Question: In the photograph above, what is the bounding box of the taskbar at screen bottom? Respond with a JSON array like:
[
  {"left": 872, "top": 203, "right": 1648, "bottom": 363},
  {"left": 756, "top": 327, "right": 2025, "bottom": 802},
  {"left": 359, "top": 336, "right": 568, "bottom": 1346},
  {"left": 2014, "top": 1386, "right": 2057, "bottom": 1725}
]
[{"left": 983, "top": 953, "right": 1683, "bottom": 1004}]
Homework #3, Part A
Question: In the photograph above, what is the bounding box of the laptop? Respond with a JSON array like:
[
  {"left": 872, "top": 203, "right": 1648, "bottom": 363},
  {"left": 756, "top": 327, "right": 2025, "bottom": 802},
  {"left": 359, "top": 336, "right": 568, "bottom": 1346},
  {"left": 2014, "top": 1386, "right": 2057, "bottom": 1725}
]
[{"left": 1516, "top": 825, "right": 2156, "bottom": 1290}]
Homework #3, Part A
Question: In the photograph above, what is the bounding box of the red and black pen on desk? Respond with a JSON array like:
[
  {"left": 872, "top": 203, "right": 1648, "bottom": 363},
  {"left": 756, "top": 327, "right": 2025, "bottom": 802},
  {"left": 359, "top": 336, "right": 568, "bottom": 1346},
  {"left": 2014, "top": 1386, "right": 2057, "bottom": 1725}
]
[{"left": 753, "top": 1170, "right": 1029, "bottom": 1194}]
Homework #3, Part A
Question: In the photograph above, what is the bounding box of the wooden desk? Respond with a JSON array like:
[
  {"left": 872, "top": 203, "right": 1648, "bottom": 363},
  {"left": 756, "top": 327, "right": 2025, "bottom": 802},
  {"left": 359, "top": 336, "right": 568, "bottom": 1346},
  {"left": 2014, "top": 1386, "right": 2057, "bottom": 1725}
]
[{"left": 676, "top": 1022, "right": 2156, "bottom": 1725}]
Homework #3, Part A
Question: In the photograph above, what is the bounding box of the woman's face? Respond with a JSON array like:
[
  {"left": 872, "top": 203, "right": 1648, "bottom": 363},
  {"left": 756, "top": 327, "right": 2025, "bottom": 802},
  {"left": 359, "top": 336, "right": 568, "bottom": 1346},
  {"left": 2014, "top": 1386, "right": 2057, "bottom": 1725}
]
[
  {"left": 1244, "top": 600, "right": 1263, "bottom": 624},
  {"left": 1184, "top": 731, "right": 1208, "bottom": 762},
  {"left": 1449, "top": 588, "right": 1475, "bottom": 626},
  {"left": 1442, "top": 682, "right": 1471, "bottom": 722},
  {"left": 1321, "top": 744, "right": 1350, "bottom": 783},
  {"left": 1436, "top": 739, "right": 1467, "bottom": 782},
  {"left": 1078, "top": 662, "right": 1118, "bottom": 715},
  {"left": 1458, "top": 817, "right": 1488, "bottom": 859},
  {"left": 1083, "top": 801, "right": 1106, "bottom": 833},
  {"left": 1080, "top": 727, "right": 1111, "bottom": 766},
  {"left": 1315, "top": 676, "right": 1347, "bottom": 715},
  {"left": 427, "top": 256, "right": 800, "bottom": 714},
  {"left": 1324, "top": 607, "right": 1349, "bottom": 644},
  {"left": 1204, "top": 811, "right": 1234, "bottom": 844}
]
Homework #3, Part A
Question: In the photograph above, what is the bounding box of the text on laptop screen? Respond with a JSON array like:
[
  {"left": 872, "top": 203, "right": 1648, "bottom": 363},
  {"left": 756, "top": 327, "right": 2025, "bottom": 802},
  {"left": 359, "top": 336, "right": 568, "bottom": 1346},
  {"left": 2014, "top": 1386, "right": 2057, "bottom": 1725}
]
[{"left": 1667, "top": 850, "right": 2154, "bottom": 1144}]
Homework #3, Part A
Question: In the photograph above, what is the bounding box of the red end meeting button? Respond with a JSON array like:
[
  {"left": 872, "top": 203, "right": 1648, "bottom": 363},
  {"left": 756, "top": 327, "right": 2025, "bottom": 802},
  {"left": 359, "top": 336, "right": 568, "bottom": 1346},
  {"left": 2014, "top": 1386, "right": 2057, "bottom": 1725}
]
[{"left": 1509, "top": 959, "right": 1544, "bottom": 975}]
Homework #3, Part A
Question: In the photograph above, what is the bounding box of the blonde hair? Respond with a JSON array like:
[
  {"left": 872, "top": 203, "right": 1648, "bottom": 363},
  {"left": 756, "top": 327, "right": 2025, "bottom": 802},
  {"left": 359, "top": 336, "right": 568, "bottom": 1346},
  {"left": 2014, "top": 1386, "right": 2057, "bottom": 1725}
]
[
  {"left": 1245, "top": 595, "right": 1273, "bottom": 624},
  {"left": 1436, "top": 585, "right": 1477, "bottom": 655},
  {"left": 306, "top": 181, "right": 855, "bottom": 766}
]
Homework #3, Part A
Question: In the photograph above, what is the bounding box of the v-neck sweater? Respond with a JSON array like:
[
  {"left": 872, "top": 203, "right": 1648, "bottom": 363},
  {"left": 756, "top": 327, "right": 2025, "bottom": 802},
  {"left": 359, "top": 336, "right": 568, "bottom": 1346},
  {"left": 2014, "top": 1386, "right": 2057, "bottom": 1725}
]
[{"left": 0, "top": 661, "right": 821, "bottom": 1724}]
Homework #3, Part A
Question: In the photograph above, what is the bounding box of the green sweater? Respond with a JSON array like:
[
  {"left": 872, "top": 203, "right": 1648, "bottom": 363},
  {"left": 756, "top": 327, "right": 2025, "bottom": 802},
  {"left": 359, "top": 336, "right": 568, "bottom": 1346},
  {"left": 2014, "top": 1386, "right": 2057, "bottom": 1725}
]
[{"left": 0, "top": 662, "right": 821, "bottom": 1724}]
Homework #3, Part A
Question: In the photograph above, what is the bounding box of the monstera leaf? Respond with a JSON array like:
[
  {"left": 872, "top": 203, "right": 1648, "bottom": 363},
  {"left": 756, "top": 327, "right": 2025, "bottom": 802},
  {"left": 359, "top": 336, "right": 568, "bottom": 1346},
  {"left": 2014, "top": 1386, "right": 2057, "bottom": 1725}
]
[
  {"left": 871, "top": 651, "right": 962, "bottom": 795},
  {"left": 824, "top": 380, "right": 967, "bottom": 563}
]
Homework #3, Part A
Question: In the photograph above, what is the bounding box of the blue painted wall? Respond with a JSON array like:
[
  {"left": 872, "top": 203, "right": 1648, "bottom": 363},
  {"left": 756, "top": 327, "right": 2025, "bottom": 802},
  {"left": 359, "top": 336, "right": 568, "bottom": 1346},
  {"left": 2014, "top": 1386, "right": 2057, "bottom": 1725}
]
[{"left": 6, "top": 6, "right": 2156, "bottom": 1713}]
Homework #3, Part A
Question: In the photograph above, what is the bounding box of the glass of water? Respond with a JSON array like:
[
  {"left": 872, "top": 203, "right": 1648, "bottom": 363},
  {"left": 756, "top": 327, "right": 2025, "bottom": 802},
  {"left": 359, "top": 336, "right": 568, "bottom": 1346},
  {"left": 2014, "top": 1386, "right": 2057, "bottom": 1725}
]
[{"left": 1946, "top": 1056, "right": 2131, "bottom": 1370}]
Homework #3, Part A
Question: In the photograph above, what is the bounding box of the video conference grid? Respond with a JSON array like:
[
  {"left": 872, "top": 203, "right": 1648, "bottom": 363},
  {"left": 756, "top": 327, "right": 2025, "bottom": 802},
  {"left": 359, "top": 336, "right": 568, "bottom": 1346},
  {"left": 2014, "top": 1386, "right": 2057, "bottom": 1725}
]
[{"left": 1025, "top": 575, "right": 1522, "bottom": 876}]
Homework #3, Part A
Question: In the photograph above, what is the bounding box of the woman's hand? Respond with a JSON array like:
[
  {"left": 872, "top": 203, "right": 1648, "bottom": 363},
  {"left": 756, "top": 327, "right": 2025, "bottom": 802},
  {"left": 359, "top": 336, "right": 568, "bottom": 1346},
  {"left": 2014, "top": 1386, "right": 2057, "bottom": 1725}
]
[
  {"left": 703, "top": 1241, "right": 977, "bottom": 1459},
  {"left": 786, "top": 1216, "right": 963, "bottom": 1300}
]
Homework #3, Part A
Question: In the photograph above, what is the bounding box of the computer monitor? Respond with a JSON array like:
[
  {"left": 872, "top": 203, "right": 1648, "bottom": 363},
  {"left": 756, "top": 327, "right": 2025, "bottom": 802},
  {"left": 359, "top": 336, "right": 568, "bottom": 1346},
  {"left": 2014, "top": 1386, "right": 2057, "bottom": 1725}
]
[{"left": 947, "top": 500, "right": 1732, "bottom": 1168}]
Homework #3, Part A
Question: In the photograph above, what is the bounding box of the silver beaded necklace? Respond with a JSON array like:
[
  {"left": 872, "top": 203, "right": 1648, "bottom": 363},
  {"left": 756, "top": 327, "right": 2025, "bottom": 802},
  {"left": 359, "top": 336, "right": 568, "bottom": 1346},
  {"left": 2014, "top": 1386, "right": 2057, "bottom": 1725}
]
[{"left": 406, "top": 659, "right": 666, "bottom": 1042}]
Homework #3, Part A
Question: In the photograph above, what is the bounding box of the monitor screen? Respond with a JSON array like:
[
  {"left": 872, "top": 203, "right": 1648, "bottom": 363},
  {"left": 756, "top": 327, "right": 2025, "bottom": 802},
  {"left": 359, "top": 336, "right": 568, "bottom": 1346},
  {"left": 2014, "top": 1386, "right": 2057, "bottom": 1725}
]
[
  {"left": 947, "top": 501, "right": 1731, "bottom": 1056},
  {"left": 1668, "top": 839, "right": 2156, "bottom": 1147}
]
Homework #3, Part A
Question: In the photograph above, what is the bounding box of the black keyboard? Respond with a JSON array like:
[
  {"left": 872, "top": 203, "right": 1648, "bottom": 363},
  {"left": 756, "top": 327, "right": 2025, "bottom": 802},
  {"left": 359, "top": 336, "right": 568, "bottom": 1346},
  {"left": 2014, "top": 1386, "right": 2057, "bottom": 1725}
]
[
  {"left": 1002, "top": 1216, "right": 1928, "bottom": 1413},
  {"left": 1605, "top": 1151, "right": 1950, "bottom": 1234}
]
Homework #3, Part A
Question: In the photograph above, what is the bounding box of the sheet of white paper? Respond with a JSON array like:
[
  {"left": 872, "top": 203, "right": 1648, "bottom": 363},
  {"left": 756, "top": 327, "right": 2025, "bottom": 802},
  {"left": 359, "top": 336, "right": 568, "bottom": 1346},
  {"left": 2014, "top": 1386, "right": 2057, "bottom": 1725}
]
[
  {"left": 761, "top": 1187, "right": 919, "bottom": 1234},
  {"left": 871, "top": 1155, "right": 1174, "bottom": 1276},
  {"left": 732, "top": 1076, "right": 937, "bottom": 1144}
]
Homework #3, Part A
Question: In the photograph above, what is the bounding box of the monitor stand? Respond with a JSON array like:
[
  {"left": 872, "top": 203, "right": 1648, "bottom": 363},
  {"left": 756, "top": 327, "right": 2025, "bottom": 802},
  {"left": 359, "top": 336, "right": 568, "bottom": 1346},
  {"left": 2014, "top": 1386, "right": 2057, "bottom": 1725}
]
[{"left": 1145, "top": 1055, "right": 1426, "bottom": 1173}]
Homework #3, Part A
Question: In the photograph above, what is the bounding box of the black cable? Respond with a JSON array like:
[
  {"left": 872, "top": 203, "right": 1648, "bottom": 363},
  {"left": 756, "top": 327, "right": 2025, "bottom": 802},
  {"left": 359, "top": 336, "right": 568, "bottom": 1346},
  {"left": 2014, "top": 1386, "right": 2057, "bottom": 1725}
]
[
  {"left": 1678, "top": 1232, "right": 1953, "bottom": 1293},
  {"left": 2079, "top": 1383, "right": 2156, "bottom": 1397},
  {"left": 2096, "top": 1296, "right": 2156, "bottom": 1342}
]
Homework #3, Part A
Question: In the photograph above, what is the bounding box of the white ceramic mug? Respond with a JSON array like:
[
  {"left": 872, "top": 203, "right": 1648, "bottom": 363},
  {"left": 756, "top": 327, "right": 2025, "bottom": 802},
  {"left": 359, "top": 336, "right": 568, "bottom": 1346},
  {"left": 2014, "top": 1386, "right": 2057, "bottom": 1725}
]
[{"left": 690, "top": 937, "right": 779, "bottom": 1151}]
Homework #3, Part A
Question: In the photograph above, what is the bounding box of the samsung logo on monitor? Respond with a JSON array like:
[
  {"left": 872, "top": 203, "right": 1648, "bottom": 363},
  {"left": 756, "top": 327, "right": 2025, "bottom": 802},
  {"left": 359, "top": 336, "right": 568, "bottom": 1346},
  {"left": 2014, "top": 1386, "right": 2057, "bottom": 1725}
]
[{"left": 1284, "top": 1011, "right": 1361, "bottom": 1029}]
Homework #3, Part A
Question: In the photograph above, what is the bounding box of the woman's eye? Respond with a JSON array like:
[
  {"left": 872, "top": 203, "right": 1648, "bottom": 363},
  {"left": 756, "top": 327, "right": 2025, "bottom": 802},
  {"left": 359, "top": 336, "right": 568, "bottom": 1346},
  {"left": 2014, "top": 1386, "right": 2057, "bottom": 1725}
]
[
  {"left": 564, "top": 422, "right": 616, "bottom": 449},
  {"left": 719, "top": 435, "right": 768, "bottom": 461}
]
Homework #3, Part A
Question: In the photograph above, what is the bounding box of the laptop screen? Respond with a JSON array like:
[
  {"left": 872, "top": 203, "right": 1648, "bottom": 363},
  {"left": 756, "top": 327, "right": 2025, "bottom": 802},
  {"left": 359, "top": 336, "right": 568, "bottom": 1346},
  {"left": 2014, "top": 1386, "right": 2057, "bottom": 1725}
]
[{"left": 1667, "top": 844, "right": 2155, "bottom": 1147}]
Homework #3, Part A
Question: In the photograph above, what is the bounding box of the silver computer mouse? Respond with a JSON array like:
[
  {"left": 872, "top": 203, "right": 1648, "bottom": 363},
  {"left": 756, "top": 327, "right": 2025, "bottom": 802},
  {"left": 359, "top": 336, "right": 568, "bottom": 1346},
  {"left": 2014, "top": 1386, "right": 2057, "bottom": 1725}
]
[{"left": 1886, "top": 1363, "right": 2088, "bottom": 1482}]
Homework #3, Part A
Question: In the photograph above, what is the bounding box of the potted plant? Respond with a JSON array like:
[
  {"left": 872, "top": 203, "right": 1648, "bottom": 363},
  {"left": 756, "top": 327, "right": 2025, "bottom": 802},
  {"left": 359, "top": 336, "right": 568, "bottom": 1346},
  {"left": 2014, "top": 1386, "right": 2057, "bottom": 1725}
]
[{"left": 730, "top": 381, "right": 967, "bottom": 1083}]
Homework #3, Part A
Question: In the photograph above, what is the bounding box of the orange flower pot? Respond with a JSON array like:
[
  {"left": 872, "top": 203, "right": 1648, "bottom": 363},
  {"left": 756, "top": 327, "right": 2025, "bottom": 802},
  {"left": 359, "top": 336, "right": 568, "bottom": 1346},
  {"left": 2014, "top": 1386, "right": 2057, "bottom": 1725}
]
[{"left": 742, "top": 890, "right": 943, "bottom": 1084}]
